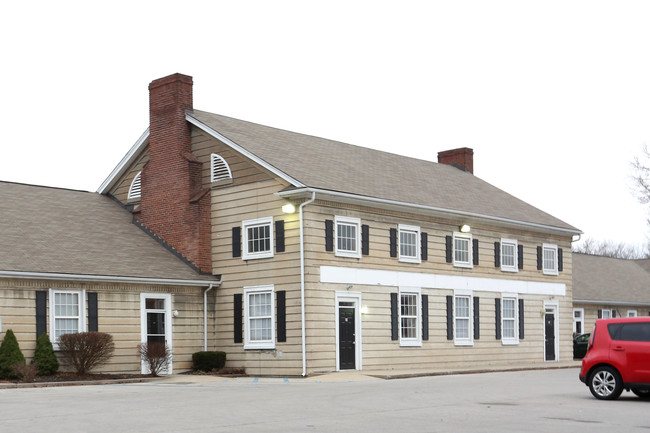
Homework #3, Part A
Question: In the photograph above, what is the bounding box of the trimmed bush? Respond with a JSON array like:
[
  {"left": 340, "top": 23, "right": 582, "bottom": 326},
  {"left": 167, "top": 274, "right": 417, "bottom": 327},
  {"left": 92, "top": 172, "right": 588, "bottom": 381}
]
[
  {"left": 0, "top": 329, "right": 26, "bottom": 379},
  {"left": 138, "top": 342, "right": 172, "bottom": 377},
  {"left": 58, "top": 332, "right": 114, "bottom": 375},
  {"left": 32, "top": 333, "right": 59, "bottom": 376},
  {"left": 12, "top": 363, "right": 38, "bottom": 383},
  {"left": 192, "top": 351, "right": 226, "bottom": 372}
]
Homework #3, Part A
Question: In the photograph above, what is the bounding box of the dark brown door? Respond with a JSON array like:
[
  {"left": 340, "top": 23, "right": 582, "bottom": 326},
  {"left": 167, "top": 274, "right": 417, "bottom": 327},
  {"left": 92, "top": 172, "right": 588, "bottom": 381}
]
[
  {"left": 339, "top": 307, "right": 356, "bottom": 370},
  {"left": 545, "top": 311, "right": 556, "bottom": 361}
]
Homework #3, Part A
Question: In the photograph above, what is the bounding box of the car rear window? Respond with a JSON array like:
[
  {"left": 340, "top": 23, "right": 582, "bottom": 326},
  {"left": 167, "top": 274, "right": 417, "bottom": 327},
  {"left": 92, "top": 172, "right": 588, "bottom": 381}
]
[{"left": 607, "top": 322, "right": 650, "bottom": 342}]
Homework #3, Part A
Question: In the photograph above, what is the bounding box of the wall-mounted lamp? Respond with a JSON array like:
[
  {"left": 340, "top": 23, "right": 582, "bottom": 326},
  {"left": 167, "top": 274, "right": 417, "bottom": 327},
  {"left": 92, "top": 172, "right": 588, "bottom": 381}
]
[
  {"left": 173, "top": 310, "right": 179, "bottom": 317},
  {"left": 282, "top": 203, "right": 296, "bottom": 214},
  {"left": 361, "top": 305, "right": 369, "bottom": 315},
  {"left": 460, "top": 224, "right": 471, "bottom": 233},
  {"left": 540, "top": 309, "right": 546, "bottom": 317}
]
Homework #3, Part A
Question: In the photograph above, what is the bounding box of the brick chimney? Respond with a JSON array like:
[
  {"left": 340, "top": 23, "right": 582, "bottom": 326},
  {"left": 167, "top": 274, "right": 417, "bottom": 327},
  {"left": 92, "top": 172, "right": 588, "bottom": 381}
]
[
  {"left": 437, "top": 147, "right": 474, "bottom": 174},
  {"left": 137, "top": 73, "right": 212, "bottom": 274}
]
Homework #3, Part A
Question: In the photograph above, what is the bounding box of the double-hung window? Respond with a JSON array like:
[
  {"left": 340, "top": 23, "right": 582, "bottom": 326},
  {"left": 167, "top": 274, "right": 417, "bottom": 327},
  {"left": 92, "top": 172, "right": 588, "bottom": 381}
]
[
  {"left": 501, "top": 239, "right": 518, "bottom": 272},
  {"left": 399, "top": 288, "right": 421, "bottom": 346},
  {"left": 242, "top": 217, "right": 274, "bottom": 260},
  {"left": 501, "top": 296, "right": 519, "bottom": 345},
  {"left": 454, "top": 293, "right": 473, "bottom": 346},
  {"left": 542, "top": 244, "right": 558, "bottom": 275},
  {"left": 335, "top": 216, "right": 361, "bottom": 258},
  {"left": 244, "top": 286, "right": 275, "bottom": 350},
  {"left": 399, "top": 225, "right": 420, "bottom": 263},
  {"left": 50, "top": 289, "right": 86, "bottom": 347},
  {"left": 453, "top": 232, "right": 472, "bottom": 268}
]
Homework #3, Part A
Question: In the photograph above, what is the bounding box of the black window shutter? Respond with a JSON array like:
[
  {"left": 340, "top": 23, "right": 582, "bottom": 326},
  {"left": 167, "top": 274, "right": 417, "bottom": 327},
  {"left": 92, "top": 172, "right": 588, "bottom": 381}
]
[
  {"left": 277, "top": 291, "right": 286, "bottom": 342},
  {"left": 325, "top": 220, "right": 334, "bottom": 252},
  {"left": 612, "top": 310, "right": 616, "bottom": 318},
  {"left": 537, "top": 246, "right": 543, "bottom": 270},
  {"left": 421, "top": 232, "right": 428, "bottom": 261},
  {"left": 389, "top": 228, "right": 398, "bottom": 258},
  {"left": 234, "top": 294, "right": 243, "bottom": 343},
  {"left": 495, "top": 298, "right": 502, "bottom": 340},
  {"left": 275, "top": 220, "right": 285, "bottom": 253},
  {"left": 445, "top": 236, "right": 453, "bottom": 263},
  {"left": 422, "top": 294, "right": 429, "bottom": 341},
  {"left": 35, "top": 290, "right": 47, "bottom": 339},
  {"left": 473, "top": 297, "right": 480, "bottom": 340},
  {"left": 232, "top": 227, "right": 242, "bottom": 258},
  {"left": 446, "top": 295, "right": 454, "bottom": 340},
  {"left": 597, "top": 309, "right": 602, "bottom": 319},
  {"left": 87, "top": 292, "right": 98, "bottom": 332},
  {"left": 390, "top": 293, "right": 398, "bottom": 341},
  {"left": 473, "top": 238, "right": 479, "bottom": 265},
  {"left": 518, "top": 299, "right": 525, "bottom": 339},
  {"left": 558, "top": 248, "right": 563, "bottom": 272},
  {"left": 518, "top": 244, "right": 524, "bottom": 270},
  {"left": 494, "top": 242, "right": 501, "bottom": 268},
  {"left": 361, "top": 224, "right": 370, "bottom": 256}
]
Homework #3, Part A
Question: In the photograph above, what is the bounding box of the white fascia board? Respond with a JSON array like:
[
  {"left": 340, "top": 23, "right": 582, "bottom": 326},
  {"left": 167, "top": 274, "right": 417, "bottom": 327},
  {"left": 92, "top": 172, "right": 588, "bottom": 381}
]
[
  {"left": 185, "top": 113, "right": 305, "bottom": 188},
  {"left": 320, "top": 266, "right": 566, "bottom": 297},
  {"left": 279, "top": 188, "right": 582, "bottom": 237},
  {"left": 98, "top": 128, "right": 150, "bottom": 194},
  {"left": 0, "top": 270, "right": 220, "bottom": 288},
  {"left": 573, "top": 299, "right": 650, "bottom": 307}
]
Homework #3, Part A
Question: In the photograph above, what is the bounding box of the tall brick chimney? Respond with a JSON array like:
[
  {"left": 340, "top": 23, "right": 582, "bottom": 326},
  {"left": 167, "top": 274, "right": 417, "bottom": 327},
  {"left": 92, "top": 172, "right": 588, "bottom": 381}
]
[
  {"left": 437, "top": 147, "right": 474, "bottom": 174},
  {"left": 137, "top": 73, "right": 212, "bottom": 274}
]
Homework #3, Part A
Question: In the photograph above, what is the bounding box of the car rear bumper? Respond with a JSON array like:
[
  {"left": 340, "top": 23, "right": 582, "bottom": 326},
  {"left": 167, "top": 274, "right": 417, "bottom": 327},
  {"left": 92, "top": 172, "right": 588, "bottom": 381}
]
[{"left": 579, "top": 372, "right": 587, "bottom": 384}]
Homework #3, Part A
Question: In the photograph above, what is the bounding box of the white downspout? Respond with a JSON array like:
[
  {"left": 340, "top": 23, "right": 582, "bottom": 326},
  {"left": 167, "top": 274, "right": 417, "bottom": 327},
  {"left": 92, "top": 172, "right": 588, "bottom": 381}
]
[
  {"left": 203, "top": 284, "right": 214, "bottom": 351},
  {"left": 300, "top": 192, "right": 316, "bottom": 376}
]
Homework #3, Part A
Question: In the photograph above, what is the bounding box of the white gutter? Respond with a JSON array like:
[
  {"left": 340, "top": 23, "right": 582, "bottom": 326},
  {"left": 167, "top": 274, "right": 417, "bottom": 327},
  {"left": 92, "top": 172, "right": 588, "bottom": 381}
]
[
  {"left": 0, "top": 270, "right": 220, "bottom": 287},
  {"left": 203, "top": 284, "right": 215, "bottom": 351},
  {"left": 299, "top": 192, "right": 316, "bottom": 376},
  {"left": 278, "top": 188, "right": 582, "bottom": 237}
]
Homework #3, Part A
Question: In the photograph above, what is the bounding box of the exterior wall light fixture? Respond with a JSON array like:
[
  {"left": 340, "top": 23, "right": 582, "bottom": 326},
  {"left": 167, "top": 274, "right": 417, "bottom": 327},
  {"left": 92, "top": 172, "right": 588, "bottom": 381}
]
[
  {"left": 460, "top": 224, "right": 471, "bottom": 233},
  {"left": 282, "top": 203, "right": 296, "bottom": 214}
]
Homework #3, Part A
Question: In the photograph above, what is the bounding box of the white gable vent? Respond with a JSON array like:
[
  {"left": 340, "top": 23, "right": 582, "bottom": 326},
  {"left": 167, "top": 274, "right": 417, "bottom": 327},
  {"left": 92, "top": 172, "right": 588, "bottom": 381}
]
[
  {"left": 128, "top": 171, "right": 142, "bottom": 199},
  {"left": 211, "top": 153, "right": 233, "bottom": 183}
]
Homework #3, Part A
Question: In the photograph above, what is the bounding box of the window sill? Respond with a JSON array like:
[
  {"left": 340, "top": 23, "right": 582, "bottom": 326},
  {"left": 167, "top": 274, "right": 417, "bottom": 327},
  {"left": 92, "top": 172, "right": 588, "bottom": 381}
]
[
  {"left": 399, "top": 257, "right": 421, "bottom": 264},
  {"left": 242, "top": 252, "right": 274, "bottom": 261},
  {"left": 543, "top": 270, "right": 559, "bottom": 276},
  {"left": 454, "top": 340, "right": 474, "bottom": 347},
  {"left": 453, "top": 262, "right": 473, "bottom": 269},
  {"left": 335, "top": 251, "right": 361, "bottom": 259},
  {"left": 500, "top": 267, "right": 518, "bottom": 273},
  {"left": 244, "top": 343, "right": 276, "bottom": 350},
  {"left": 400, "top": 340, "right": 422, "bottom": 347},
  {"left": 502, "top": 339, "right": 520, "bottom": 346}
]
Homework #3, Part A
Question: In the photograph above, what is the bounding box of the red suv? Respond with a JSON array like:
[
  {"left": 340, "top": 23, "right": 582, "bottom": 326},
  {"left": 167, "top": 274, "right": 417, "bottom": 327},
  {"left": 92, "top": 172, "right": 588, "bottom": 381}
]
[{"left": 579, "top": 317, "right": 650, "bottom": 400}]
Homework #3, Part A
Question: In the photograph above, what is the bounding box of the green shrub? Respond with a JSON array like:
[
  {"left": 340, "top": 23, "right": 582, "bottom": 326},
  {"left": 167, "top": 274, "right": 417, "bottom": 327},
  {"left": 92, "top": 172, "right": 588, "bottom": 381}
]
[
  {"left": 58, "top": 332, "right": 114, "bottom": 375},
  {"left": 192, "top": 351, "right": 226, "bottom": 372},
  {"left": 0, "top": 329, "right": 26, "bottom": 379},
  {"left": 32, "top": 333, "right": 59, "bottom": 376}
]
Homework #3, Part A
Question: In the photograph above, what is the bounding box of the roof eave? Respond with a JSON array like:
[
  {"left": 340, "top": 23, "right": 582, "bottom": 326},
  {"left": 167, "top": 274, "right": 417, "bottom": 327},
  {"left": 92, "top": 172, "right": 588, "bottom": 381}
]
[
  {"left": 97, "top": 128, "right": 150, "bottom": 194},
  {"left": 278, "top": 188, "right": 582, "bottom": 237},
  {"left": 0, "top": 270, "right": 221, "bottom": 287},
  {"left": 573, "top": 299, "right": 650, "bottom": 307}
]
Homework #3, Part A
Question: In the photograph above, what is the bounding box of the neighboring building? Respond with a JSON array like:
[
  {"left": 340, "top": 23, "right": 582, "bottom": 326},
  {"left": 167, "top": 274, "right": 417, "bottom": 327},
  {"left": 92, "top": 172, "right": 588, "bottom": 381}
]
[
  {"left": 572, "top": 253, "right": 650, "bottom": 335},
  {"left": 94, "top": 73, "right": 581, "bottom": 376}
]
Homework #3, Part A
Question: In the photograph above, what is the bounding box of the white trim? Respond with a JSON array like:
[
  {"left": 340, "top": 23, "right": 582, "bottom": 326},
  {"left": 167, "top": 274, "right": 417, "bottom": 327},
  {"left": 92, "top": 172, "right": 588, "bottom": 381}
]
[
  {"left": 573, "top": 308, "right": 585, "bottom": 335},
  {"left": 242, "top": 217, "right": 274, "bottom": 260},
  {"left": 398, "top": 224, "right": 421, "bottom": 264},
  {"left": 627, "top": 310, "right": 638, "bottom": 318},
  {"left": 186, "top": 113, "right": 305, "bottom": 188},
  {"left": 140, "top": 293, "right": 173, "bottom": 374},
  {"left": 335, "top": 291, "right": 362, "bottom": 371},
  {"left": 453, "top": 232, "right": 473, "bottom": 269},
  {"left": 543, "top": 301, "right": 560, "bottom": 362},
  {"left": 320, "top": 266, "right": 566, "bottom": 296},
  {"left": 243, "top": 285, "right": 276, "bottom": 350},
  {"left": 542, "top": 243, "right": 559, "bottom": 276},
  {"left": 398, "top": 287, "right": 422, "bottom": 347},
  {"left": 277, "top": 188, "right": 582, "bottom": 237},
  {"left": 299, "top": 192, "right": 316, "bottom": 376},
  {"left": 500, "top": 238, "right": 518, "bottom": 273},
  {"left": 335, "top": 216, "right": 362, "bottom": 259},
  {"left": 98, "top": 128, "right": 149, "bottom": 193},
  {"left": 453, "top": 290, "right": 473, "bottom": 346},
  {"left": 49, "top": 288, "right": 86, "bottom": 349},
  {"left": 0, "top": 270, "right": 219, "bottom": 287},
  {"left": 501, "top": 294, "right": 519, "bottom": 345}
]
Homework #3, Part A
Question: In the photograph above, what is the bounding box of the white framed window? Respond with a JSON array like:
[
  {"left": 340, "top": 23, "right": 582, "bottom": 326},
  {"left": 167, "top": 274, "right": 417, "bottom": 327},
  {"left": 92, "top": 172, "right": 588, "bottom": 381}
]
[
  {"left": 127, "top": 171, "right": 142, "bottom": 199},
  {"left": 453, "top": 232, "right": 473, "bottom": 268},
  {"left": 399, "top": 225, "right": 421, "bottom": 264},
  {"left": 399, "top": 288, "right": 421, "bottom": 347},
  {"left": 601, "top": 309, "right": 612, "bottom": 319},
  {"left": 454, "top": 292, "right": 473, "bottom": 346},
  {"left": 543, "top": 244, "right": 558, "bottom": 275},
  {"left": 335, "top": 216, "right": 361, "bottom": 258},
  {"left": 210, "top": 153, "right": 233, "bottom": 183},
  {"left": 502, "top": 296, "right": 519, "bottom": 345},
  {"left": 501, "top": 238, "right": 518, "bottom": 272},
  {"left": 242, "top": 217, "right": 274, "bottom": 260},
  {"left": 573, "top": 308, "right": 585, "bottom": 334},
  {"left": 628, "top": 310, "right": 638, "bottom": 318},
  {"left": 49, "top": 289, "right": 86, "bottom": 347},
  {"left": 244, "top": 285, "right": 275, "bottom": 350}
]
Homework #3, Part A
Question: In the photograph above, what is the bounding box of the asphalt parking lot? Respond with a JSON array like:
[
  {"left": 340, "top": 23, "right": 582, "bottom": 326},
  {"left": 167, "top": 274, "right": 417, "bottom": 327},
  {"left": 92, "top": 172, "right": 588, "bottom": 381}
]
[{"left": 1, "top": 368, "right": 648, "bottom": 433}]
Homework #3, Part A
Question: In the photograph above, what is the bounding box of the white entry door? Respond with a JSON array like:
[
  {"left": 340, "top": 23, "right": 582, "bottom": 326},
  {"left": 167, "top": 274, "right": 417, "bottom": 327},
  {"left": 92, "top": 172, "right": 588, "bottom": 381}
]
[{"left": 140, "top": 293, "right": 172, "bottom": 374}]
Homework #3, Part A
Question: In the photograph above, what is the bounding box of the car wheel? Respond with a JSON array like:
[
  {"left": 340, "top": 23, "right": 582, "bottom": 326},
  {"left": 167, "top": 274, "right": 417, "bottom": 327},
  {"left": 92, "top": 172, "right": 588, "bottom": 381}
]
[
  {"left": 631, "top": 388, "right": 650, "bottom": 399},
  {"left": 589, "top": 366, "right": 623, "bottom": 400}
]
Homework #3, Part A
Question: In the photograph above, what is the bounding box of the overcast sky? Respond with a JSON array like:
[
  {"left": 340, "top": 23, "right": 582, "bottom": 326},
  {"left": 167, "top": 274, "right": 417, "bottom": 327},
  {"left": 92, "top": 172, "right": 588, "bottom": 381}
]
[{"left": 1, "top": 1, "right": 649, "bottom": 248}]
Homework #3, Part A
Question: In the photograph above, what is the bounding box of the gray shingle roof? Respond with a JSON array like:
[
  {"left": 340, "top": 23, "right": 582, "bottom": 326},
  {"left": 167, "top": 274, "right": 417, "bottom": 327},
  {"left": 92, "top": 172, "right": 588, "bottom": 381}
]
[
  {"left": 190, "top": 110, "right": 579, "bottom": 233},
  {"left": 0, "top": 181, "right": 216, "bottom": 283},
  {"left": 573, "top": 253, "right": 650, "bottom": 305}
]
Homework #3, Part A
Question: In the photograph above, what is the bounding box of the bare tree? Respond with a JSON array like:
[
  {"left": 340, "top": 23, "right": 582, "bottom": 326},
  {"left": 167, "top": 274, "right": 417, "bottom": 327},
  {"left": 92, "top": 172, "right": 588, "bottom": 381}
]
[
  {"left": 573, "top": 237, "right": 649, "bottom": 259},
  {"left": 631, "top": 143, "right": 650, "bottom": 207}
]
